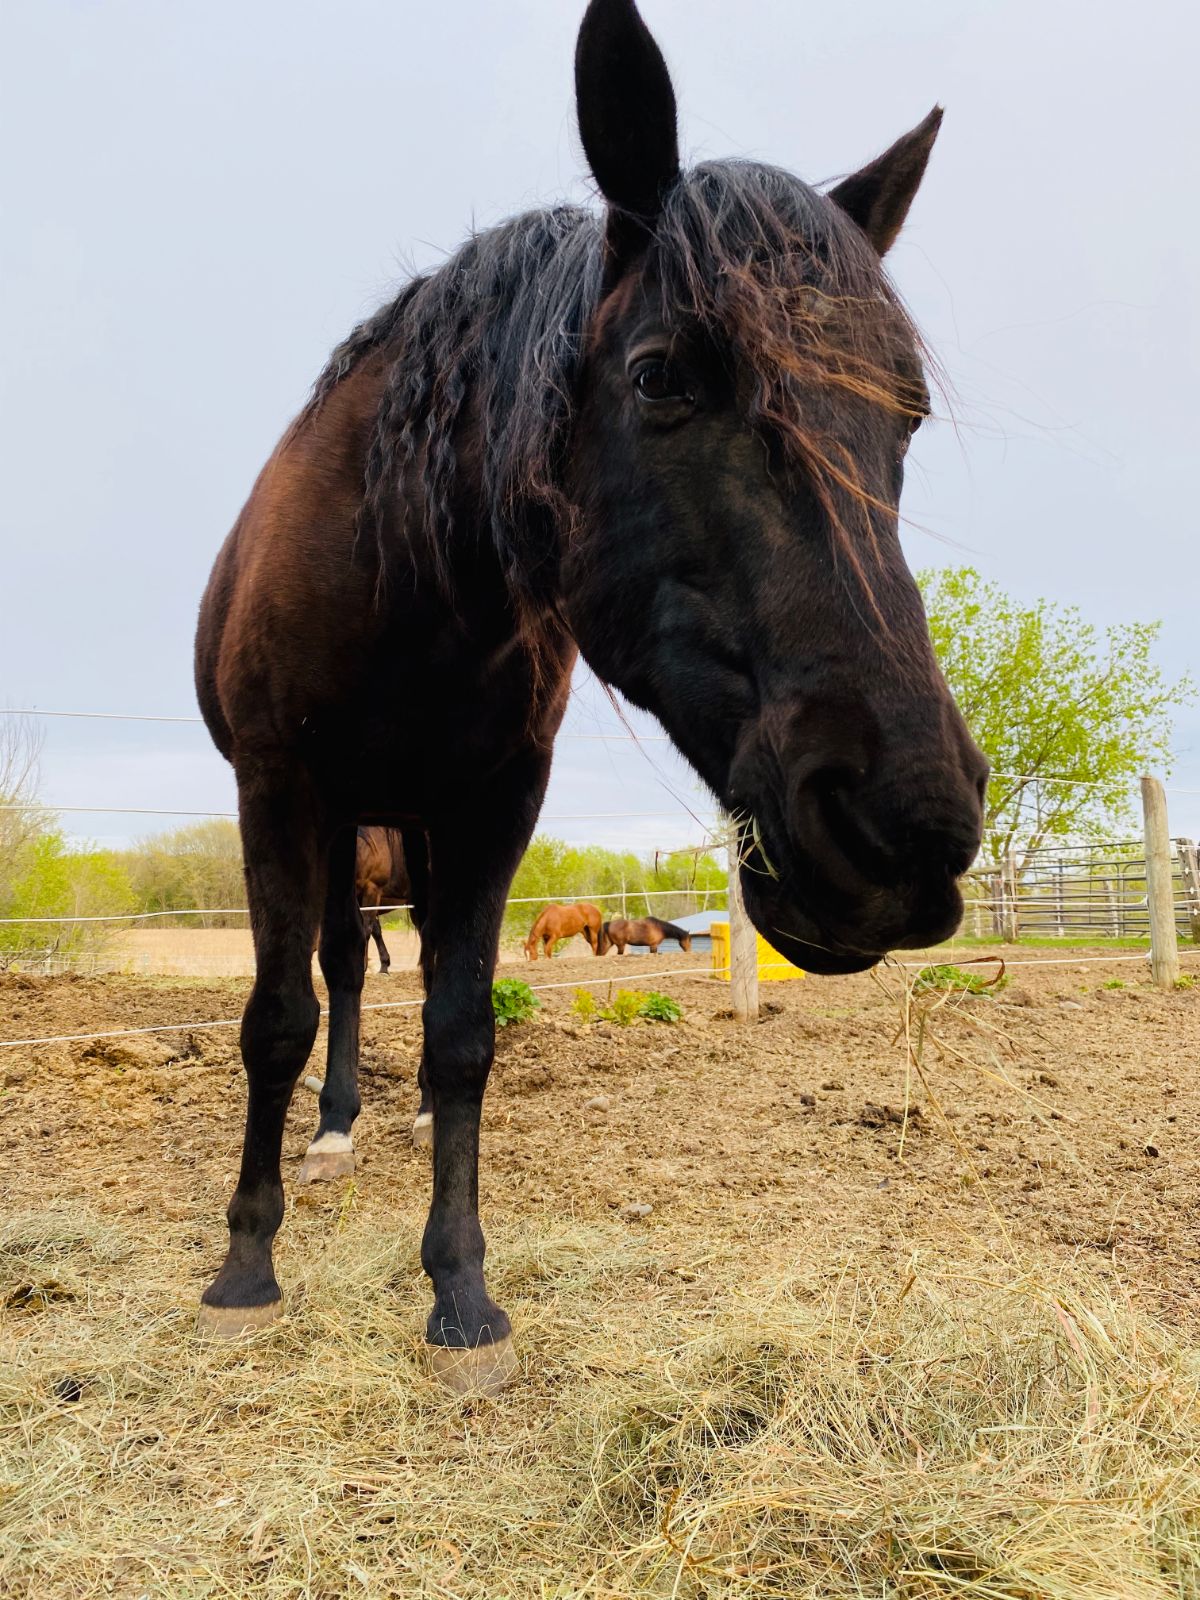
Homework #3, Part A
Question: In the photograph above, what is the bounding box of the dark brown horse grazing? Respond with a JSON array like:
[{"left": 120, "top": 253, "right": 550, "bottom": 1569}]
[
  {"left": 600, "top": 916, "right": 693, "bottom": 955},
  {"left": 354, "top": 826, "right": 413, "bottom": 975},
  {"left": 524, "top": 901, "right": 604, "bottom": 959},
  {"left": 193, "top": 0, "right": 985, "bottom": 1391}
]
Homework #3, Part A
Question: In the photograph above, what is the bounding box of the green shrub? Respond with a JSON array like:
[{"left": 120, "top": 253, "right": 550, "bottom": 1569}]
[
  {"left": 492, "top": 979, "right": 540, "bottom": 1028},
  {"left": 640, "top": 991, "right": 682, "bottom": 1023},
  {"left": 608, "top": 990, "right": 648, "bottom": 1027},
  {"left": 571, "top": 988, "right": 598, "bottom": 1021}
]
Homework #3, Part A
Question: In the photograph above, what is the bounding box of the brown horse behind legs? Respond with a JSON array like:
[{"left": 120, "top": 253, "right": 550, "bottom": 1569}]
[{"left": 355, "top": 826, "right": 413, "bottom": 975}]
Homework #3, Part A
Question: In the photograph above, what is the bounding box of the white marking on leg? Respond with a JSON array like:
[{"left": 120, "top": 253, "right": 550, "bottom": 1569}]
[
  {"left": 306, "top": 1131, "right": 354, "bottom": 1155},
  {"left": 412, "top": 1113, "right": 433, "bottom": 1133}
]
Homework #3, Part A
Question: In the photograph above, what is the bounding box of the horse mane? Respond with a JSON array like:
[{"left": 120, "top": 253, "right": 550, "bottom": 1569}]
[{"left": 305, "top": 162, "right": 923, "bottom": 634}]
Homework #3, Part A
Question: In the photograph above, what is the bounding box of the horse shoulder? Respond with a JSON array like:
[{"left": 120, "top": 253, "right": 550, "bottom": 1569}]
[{"left": 198, "top": 358, "right": 390, "bottom": 745}]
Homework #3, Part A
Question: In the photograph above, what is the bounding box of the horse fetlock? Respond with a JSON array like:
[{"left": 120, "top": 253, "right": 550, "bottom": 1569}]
[
  {"left": 201, "top": 1247, "right": 282, "bottom": 1328},
  {"left": 426, "top": 1284, "right": 512, "bottom": 1352}
]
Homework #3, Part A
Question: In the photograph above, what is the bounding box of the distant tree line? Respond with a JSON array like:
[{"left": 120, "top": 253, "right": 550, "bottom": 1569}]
[
  {"left": 1, "top": 569, "right": 1191, "bottom": 964},
  {"left": 0, "top": 745, "right": 727, "bottom": 962}
]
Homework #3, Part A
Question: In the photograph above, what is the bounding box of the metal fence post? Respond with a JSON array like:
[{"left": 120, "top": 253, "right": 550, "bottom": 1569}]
[{"left": 1141, "top": 775, "right": 1179, "bottom": 990}]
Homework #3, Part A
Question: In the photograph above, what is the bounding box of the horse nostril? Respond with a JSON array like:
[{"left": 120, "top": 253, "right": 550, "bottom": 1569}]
[
  {"left": 792, "top": 766, "right": 893, "bottom": 886},
  {"left": 792, "top": 755, "right": 985, "bottom": 890}
]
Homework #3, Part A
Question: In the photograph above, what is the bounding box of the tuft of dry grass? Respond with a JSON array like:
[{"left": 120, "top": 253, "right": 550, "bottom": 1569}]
[{"left": 3, "top": 1199, "right": 1200, "bottom": 1598}]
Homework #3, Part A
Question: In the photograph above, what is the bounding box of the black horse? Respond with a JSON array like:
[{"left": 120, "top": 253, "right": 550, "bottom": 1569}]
[{"left": 193, "top": 0, "right": 985, "bottom": 1391}]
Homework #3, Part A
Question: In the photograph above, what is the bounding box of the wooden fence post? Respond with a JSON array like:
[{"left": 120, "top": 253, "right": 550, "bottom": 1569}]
[
  {"left": 1141, "top": 774, "right": 1179, "bottom": 990},
  {"left": 1001, "top": 853, "right": 1019, "bottom": 943},
  {"left": 725, "top": 817, "right": 760, "bottom": 1023},
  {"left": 1177, "top": 837, "right": 1200, "bottom": 945}
]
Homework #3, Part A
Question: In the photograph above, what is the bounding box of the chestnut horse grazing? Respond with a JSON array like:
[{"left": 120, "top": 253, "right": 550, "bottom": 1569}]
[
  {"left": 524, "top": 902, "right": 604, "bottom": 959},
  {"left": 601, "top": 916, "right": 693, "bottom": 955},
  {"left": 193, "top": 0, "right": 985, "bottom": 1391}
]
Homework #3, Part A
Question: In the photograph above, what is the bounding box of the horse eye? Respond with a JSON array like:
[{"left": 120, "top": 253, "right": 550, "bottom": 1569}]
[
  {"left": 633, "top": 360, "right": 689, "bottom": 405},
  {"left": 899, "top": 407, "right": 926, "bottom": 456}
]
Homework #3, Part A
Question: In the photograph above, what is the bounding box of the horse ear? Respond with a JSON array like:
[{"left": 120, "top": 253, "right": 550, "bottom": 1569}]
[
  {"left": 827, "top": 107, "right": 943, "bottom": 256},
  {"left": 575, "top": 0, "right": 681, "bottom": 266}
]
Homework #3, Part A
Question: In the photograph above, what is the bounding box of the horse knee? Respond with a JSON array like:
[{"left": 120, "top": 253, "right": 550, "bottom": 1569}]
[
  {"left": 319, "top": 927, "right": 367, "bottom": 991},
  {"left": 423, "top": 988, "right": 493, "bottom": 1094},
  {"left": 241, "top": 982, "right": 320, "bottom": 1083}
]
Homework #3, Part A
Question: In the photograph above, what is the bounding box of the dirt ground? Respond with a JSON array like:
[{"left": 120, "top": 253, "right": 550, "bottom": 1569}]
[
  {"left": 111, "top": 925, "right": 426, "bottom": 977},
  {"left": 2, "top": 947, "right": 1199, "bottom": 1596},
  {"left": 1, "top": 948, "right": 1197, "bottom": 1322},
  {"left": 107, "top": 923, "right": 555, "bottom": 976}
]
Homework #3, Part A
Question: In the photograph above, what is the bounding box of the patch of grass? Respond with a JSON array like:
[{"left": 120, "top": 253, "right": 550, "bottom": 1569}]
[
  {"left": 1175, "top": 973, "right": 1196, "bottom": 991},
  {"left": 491, "top": 978, "right": 540, "bottom": 1027},
  {"left": 1103, "top": 978, "right": 1126, "bottom": 990},
  {"left": 0, "top": 1207, "right": 129, "bottom": 1269},
  {"left": 914, "top": 962, "right": 1006, "bottom": 996}
]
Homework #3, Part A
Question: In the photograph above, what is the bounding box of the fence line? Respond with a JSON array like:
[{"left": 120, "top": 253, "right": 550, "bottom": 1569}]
[
  {"left": 0, "top": 963, "right": 716, "bottom": 1050},
  {"left": 2, "top": 946, "right": 1197, "bottom": 1053},
  {"left": 0, "top": 707, "right": 673, "bottom": 744},
  {"left": 0, "top": 803, "right": 714, "bottom": 825},
  {"left": 0, "top": 886, "right": 731, "bottom": 927}
]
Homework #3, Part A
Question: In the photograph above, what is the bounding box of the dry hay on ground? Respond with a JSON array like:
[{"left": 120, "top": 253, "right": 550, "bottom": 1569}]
[{"left": 1, "top": 950, "right": 1199, "bottom": 1597}]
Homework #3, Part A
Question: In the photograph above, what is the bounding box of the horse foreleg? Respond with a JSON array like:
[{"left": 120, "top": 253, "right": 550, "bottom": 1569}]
[
  {"left": 419, "top": 766, "right": 546, "bottom": 1394},
  {"left": 299, "top": 826, "right": 365, "bottom": 1184},
  {"left": 404, "top": 827, "right": 435, "bottom": 1149},
  {"left": 198, "top": 763, "right": 324, "bottom": 1337}
]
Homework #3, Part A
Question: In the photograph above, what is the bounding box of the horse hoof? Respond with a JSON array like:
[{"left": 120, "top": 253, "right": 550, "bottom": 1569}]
[
  {"left": 428, "top": 1335, "right": 517, "bottom": 1396},
  {"left": 411, "top": 1112, "right": 433, "bottom": 1151},
  {"left": 195, "top": 1299, "right": 282, "bottom": 1340},
  {"left": 297, "top": 1132, "right": 355, "bottom": 1184}
]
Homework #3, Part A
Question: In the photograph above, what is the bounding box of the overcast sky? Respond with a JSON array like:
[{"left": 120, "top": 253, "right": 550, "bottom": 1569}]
[{"left": 3, "top": 0, "right": 1197, "bottom": 853}]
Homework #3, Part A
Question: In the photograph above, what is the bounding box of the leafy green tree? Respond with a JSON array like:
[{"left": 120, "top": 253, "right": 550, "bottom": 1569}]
[
  {"left": 0, "top": 715, "right": 46, "bottom": 910},
  {"left": 920, "top": 568, "right": 1193, "bottom": 862},
  {"left": 122, "top": 819, "right": 244, "bottom": 925},
  {"left": 504, "top": 835, "right": 726, "bottom": 939},
  {"left": 1, "top": 831, "right": 135, "bottom": 961}
]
